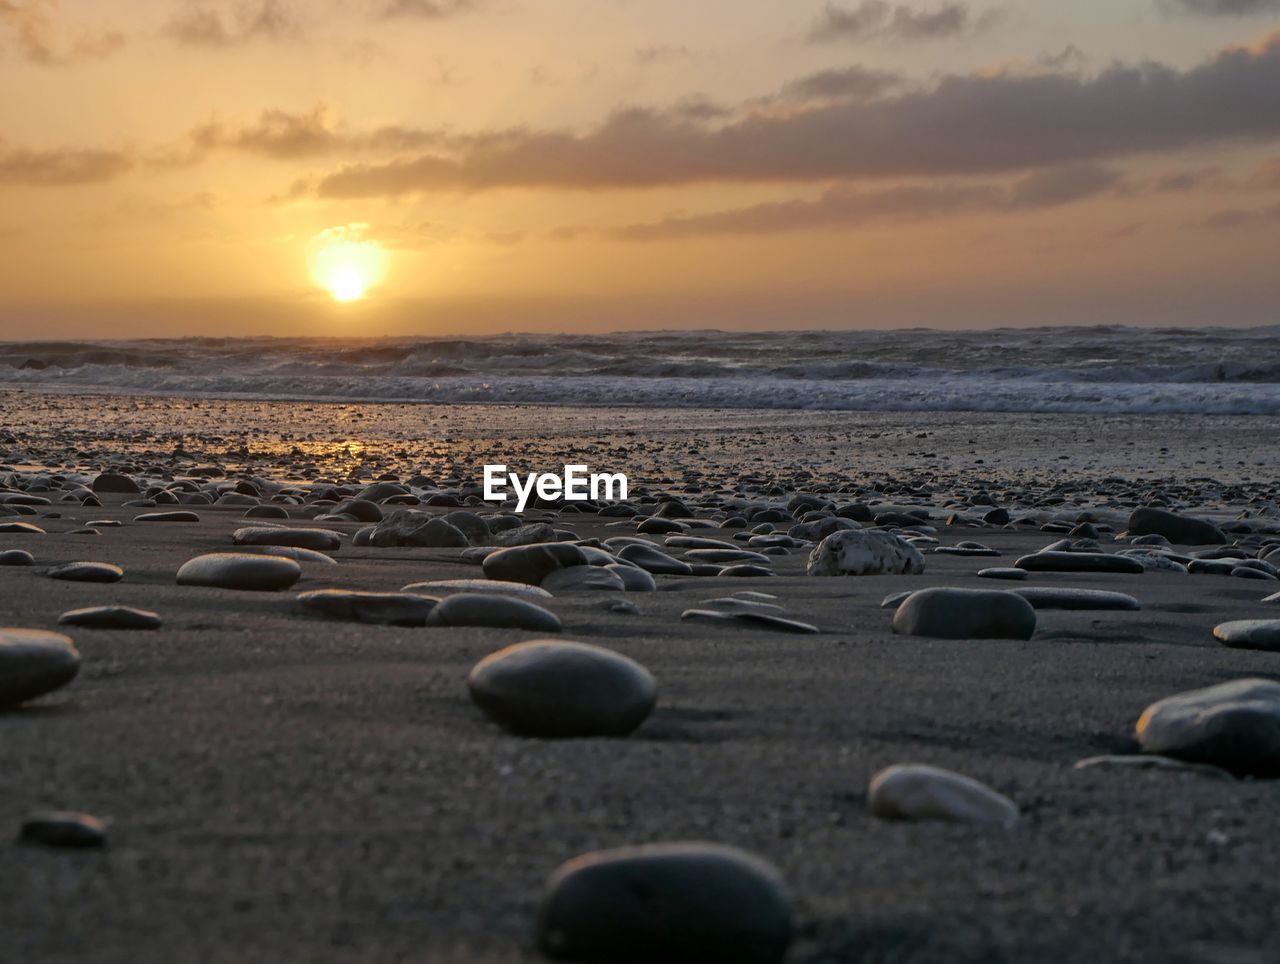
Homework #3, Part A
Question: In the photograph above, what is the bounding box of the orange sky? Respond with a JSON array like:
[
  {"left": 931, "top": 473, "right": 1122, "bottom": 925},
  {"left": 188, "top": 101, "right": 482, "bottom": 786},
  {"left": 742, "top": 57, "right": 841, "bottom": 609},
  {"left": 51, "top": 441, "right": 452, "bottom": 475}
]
[{"left": 1, "top": 0, "right": 1278, "bottom": 338}]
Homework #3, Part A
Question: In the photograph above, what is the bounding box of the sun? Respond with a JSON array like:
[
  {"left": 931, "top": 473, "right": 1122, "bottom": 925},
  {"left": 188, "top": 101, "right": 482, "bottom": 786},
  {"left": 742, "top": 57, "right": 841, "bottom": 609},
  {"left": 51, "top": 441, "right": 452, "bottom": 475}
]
[{"left": 308, "top": 224, "right": 388, "bottom": 303}]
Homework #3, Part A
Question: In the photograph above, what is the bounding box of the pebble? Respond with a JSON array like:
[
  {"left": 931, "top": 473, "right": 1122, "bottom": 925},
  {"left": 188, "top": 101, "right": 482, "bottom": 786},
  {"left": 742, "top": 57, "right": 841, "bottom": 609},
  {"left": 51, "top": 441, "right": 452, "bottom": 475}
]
[
  {"left": 892, "top": 588, "right": 1036, "bottom": 640},
  {"left": 1212, "top": 620, "right": 1280, "bottom": 651},
  {"left": 978, "top": 567, "right": 1029, "bottom": 580},
  {"left": 176, "top": 553, "right": 302, "bottom": 592},
  {"left": 297, "top": 590, "right": 439, "bottom": 626},
  {"left": 1014, "top": 551, "right": 1144, "bottom": 574},
  {"left": 222, "top": 544, "right": 338, "bottom": 566},
  {"left": 0, "top": 629, "right": 80, "bottom": 708},
  {"left": 1073, "top": 755, "right": 1234, "bottom": 780},
  {"left": 1136, "top": 678, "right": 1280, "bottom": 776},
  {"left": 617, "top": 543, "right": 694, "bottom": 575},
  {"left": 540, "top": 566, "right": 627, "bottom": 593},
  {"left": 718, "top": 564, "right": 776, "bottom": 578},
  {"left": 468, "top": 640, "right": 655, "bottom": 737},
  {"left": 370, "top": 512, "right": 470, "bottom": 547},
  {"left": 806, "top": 529, "right": 925, "bottom": 577},
  {"left": 605, "top": 564, "right": 657, "bottom": 592},
  {"left": 134, "top": 511, "right": 201, "bottom": 523},
  {"left": 428, "top": 593, "right": 562, "bottom": 632},
  {"left": 536, "top": 842, "right": 792, "bottom": 964},
  {"left": 47, "top": 561, "right": 124, "bottom": 584},
  {"left": 482, "top": 543, "right": 589, "bottom": 585},
  {"left": 1128, "top": 507, "right": 1226, "bottom": 546},
  {"left": 0, "top": 521, "right": 45, "bottom": 535},
  {"left": 681, "top": 609, "right": 819, "bottom": 634},
  {"left": 684, "top": 548, "right": 771, "bottom": 565},
  {"left": 868, "top": 764, "right": 1019, "bottom": 826},
  {"left": 703, "top": 597, "right": 785, "bottom": 614},
  {"left": 233, "top": 526, "right": 341, "bottom": 552},
  {"left": 402, "top": 578, "right": 553, "bottom": 600},
  {"left": 91, "top": 472, "right": 140, "bottom": 494},
  {"left": 0, "top": 549, "right": 34, "bottom": 566},
  {"left": 20, "top": 811, "right": 106, "bottom": 848},
  {"left": 1012, "top": 588, "right": 1140, "bottom": 611},
  {"left": 58, "top": 606, "right": 162, "bottom": 630}
]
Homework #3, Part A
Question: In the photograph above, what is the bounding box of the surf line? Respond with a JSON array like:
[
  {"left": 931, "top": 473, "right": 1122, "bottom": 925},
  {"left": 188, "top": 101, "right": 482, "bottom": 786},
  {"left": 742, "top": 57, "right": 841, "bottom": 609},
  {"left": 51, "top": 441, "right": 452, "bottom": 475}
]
[{"left": 483, "top": 465, "right": 628, "bottom": 513}]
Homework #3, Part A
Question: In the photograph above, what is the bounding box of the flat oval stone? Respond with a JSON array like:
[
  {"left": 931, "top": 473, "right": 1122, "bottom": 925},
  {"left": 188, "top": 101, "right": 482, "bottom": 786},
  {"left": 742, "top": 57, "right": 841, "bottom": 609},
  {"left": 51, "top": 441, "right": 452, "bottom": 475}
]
[
  {"left": 892, "top": 588, "right": 1036, "bottom": 640},
  {"left": 134, "top": 511, "right": 200, "bottom": 523},
  {"left": 703, "top": 597, "right": 785, "bottom": 614},
  {"left": 537, "top": 842, "right": 792, "bottom": 964},
  {"left": 718, "top": 564, "right": 775, "bottom": 578},
  {"left": 1265, "top": 591, "right": 1280, "bottom": 604},
  {"left": 1128, "top": 507, "right": 1226, "bottom": 546},
  {"left": 21, "top": 811, "right": 106, "bottom": 848},
  {"left": 1213, "top": 620, "right": 1280, "bottom": 651},
  {"left": 606, "top": 564, "right": 657, "bottom": 592},
  {"left": 1136, "top": 678, "right": 1280, "bottom": 776},
  {"left": 868, "top": 764, "right": 1019, "bottom": 826},
  {"left": 0, "top": 549, "right": 34, "bottom": 566},
  {"left": 978, "top": 567, "right": 1029, "bottom": 581},
  {"left": 0, "top": 521, "right": 45, "bottom": 535},
  {"left": 297, "top": 590, "right": 438, "bottom": 626},
  {"left": 1014, "top": 551, "right": 1144, "bottom": 574},
  {"left": 617, "top": 543, "right": 694, "bottom": 575},
  {"left": 680, "top": 610, "right": 819, "bottom": 634},
  {"left": 806, "top": 529, "right": 925, "bottom": 577},
  {"left": 176, "top": 553, "right": 301, "bottom": 592},
  {"left": 47, "top": 561, "right": 123, "bottom": 584},
  {"left": 243, "top": 504, "right": 290, "bottom": 519},
  {"left": 0, "top": 628, "right": 80, "bottom": 708},
  {"left": 683, "top": 548, "right": 771, "bottom": 565},
  {"left": 1073, "top": 755, "right": 1234, "bottom": 780},
  {"left": 482, "top": 543, "right": 589, "bottom": 585},
  {"left": 468, "top": 640, "right": 655, "bottom": 737},
  {"left": 232, "top": 526, "right": 341, "bottom": 551},
  {"left": 58, "top": 606, "right": 161, "bottom": 630},
  {"left": 428, "top": 593, "right": 561, "bottom": 632},
  {"left": 541, "top": 566, "right": 626, "bottom": 593},
  {"left": 1013, "top": 588, "right": 1140, "bottom": 611},
  {"left": 222, "top": 544, "right": 338, "bottom": 566},
  {"left": 402, "top": 578, "right": 553, "bottom": 600}
]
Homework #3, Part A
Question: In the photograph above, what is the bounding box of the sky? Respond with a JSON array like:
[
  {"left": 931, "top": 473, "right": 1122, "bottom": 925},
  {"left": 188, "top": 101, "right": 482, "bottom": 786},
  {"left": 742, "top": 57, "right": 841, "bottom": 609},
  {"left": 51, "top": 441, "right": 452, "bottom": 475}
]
[{"left": 0, "top": 0, "right": 1278, "bottom": 339}]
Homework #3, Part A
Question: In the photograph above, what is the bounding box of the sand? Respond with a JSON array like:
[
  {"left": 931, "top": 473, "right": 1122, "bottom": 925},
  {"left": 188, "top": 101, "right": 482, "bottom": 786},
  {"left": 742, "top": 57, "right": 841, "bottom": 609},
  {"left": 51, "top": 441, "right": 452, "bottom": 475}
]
[{"left": 3, "top": 392, "right": 1280, "bottom": 962}]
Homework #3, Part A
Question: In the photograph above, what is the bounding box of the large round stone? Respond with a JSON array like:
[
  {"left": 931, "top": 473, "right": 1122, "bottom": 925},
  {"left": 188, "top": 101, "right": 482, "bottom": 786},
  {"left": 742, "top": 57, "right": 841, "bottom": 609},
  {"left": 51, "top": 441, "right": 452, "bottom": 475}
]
[
  {"left": 0, "top": 549, "right": 35, "bottom": 566},
  {"left": 536, "top": 842, "right": 792, "bottom": 964},
  {"left": 892, "top": 588, "right": 1036, "bottom": 640},
  {"left": 428, "top": 593, "right": 562, "bottom": 632},
  {"left": 91, "top": 472, "right": 140, "bottom": 495},
  {"left": 0, "top": 629, "right": 80, "bottom": 708},
  {"left": 1128, "top": 507, "right": 1226, "bottom": 546},
  {"left": 1136, "top": 678, "right": 1280, "bottom": 776},
  {"left": 482, "top": 543, "right": 589, "bottom": 586},
  {"left": 806, "top": 530, "right": 925, "bottom": 577},
  {"left": 297, "top": 590, "right": 438, "bottom": 626},
  {"left": 176, "top": 553, "right": 302, "bottom": 591},
  {"left": 1014, "top": 551, "right": 1144, "bottom": 574},
  {"left": 468, "top": 640, "right": 655, "bottom": 737},
  {"left": 868, "top": 764, "right": 1019, "bottom": 825},
  {"left": 1213, "top": 620, "right": 1280, "bottom": 652},
  {"left": 617, "top": 543, "right": 694, "bottom": 575}
]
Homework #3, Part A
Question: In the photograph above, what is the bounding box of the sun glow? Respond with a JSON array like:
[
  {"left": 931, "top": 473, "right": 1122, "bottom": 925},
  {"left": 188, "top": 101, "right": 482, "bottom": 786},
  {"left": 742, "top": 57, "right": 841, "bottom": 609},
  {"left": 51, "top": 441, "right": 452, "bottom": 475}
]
[{"left": 308, "top": 224, "right": 388, "bottom": 303}]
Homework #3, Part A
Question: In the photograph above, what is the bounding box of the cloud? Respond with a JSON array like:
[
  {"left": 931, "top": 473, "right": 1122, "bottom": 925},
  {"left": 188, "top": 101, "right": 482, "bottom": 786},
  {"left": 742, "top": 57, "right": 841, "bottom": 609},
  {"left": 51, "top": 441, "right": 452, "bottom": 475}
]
[
  {"left": 379, "top": 0, "right": 476, "bottom": 18},
  {"left": 635, "top": 43, "right": 692, "bottom": 65},
  {"left": 1248, "top": 157, "right": 1280, "bottom": 188},
  {"left": 0, "top": 0, "right": 125, "bottom": 66},
  {"left": 807, "top": 1, "right": 1001, "bottom": 43},
  {"left": 1163, "top": 0, "right": 1280, "bottom": 16},
  {"left": 314, "top": 31, "right": 1280, "bottom": 198},
  {"left": 1196, "top": 201, "right": 1280, "bottom": 228},
  {"left": 1006, "top": 162, "right": 1124, "bottom": 208},
  {"left": 164, "top": 0, "right": 299, "bottom": 47},
  {"left": 775, "top": 65, "right": 905, "bottom": 103},
  {"left": 0, "top": 140, "right": 131, "bottom": 186}
]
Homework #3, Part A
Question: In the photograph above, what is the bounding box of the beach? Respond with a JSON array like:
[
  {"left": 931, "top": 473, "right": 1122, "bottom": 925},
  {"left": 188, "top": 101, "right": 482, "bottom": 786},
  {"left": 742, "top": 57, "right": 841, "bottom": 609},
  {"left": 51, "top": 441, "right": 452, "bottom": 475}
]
[{"left": 3, "top": 388, "right": 1280, "bottom": 962}]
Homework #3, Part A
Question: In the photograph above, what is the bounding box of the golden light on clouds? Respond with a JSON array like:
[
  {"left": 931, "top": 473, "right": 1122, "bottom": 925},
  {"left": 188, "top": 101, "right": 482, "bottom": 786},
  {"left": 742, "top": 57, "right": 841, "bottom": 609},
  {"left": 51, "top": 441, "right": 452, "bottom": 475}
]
[{"left": 308, "top": 224, "right": 388, "bottom": 303}]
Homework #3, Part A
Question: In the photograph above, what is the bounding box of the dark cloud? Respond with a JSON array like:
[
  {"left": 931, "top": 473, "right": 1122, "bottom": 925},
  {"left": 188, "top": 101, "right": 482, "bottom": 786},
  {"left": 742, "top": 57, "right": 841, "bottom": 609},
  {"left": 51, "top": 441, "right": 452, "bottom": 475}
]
[
  {"left": 315, "top": 32, "right": 1280, "bottom": 198},
  {"left": 807, "top": 1, "right": 1000, "bottom": 43},
  {"left": 0, "top": 141, "right": 131, "bottom": 186},
  {"left": 1163, "top": 0, "right": 1280, "bottom": 16},
  {"left": 635, "top": 43, "right": 692, "bottom": 65},
  {"left": 164, "top": 1, "right": 299, "bottom": 47},
  {"left": 379, "top": 0, "right": 476, "bottom": 19},
  {"left": 0, "top": 0, "right": 124, "bottom": 66},
  {"left": 1006, "top": 162, "right": 1124, "bottom": 208},
  {"left": 776, "top": 65, "right": 905, "bottom": 103},
  {"left": 1196, "top": 201, "right": 1280, "bottom": 227}
]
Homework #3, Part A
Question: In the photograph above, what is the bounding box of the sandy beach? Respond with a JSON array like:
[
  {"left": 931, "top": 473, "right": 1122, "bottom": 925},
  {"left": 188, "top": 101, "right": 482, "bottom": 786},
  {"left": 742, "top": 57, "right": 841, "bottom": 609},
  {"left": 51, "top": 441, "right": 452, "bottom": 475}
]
[{"left": 3, "top": 391, "right": 1280, "bottom": 962}]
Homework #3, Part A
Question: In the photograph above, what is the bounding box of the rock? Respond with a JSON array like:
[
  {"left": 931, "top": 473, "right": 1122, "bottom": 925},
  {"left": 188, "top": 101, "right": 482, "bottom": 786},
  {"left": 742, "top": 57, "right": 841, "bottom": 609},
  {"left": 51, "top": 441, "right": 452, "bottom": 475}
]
[
  {"left": 468, "top": 640, "right": 655, "bottom": 737},
  {"left": 892, "top": 588, "right": 1036, "bottom": 640},
  {"left": 703, "top": 597, "right": 785, "bottom": 614},
  {"left": 607, "top": 564, "right": 657, "bottom": 592},
  {"left": 493, "top": 522, "right": 558, "bottom": 547},
  {"left": 244, "top": 504, "right": 290, "bottom": 520},
  {"left": 0, "top": 629, "right": 80, "bottom": 708},
  {"left": 1012, "top": 588, "right": 1140, "bottom": 611},
  {"left": 369, "top": 511, "right": 470, "bottom": 548},
  {"left": 1212, "top": 620, "right": 1280, "bottom": 651},
  {"left": 176, "top": 553, "right": 301, "bottom": 592},
  {"left": 429, "top": 593, "right": 562, "bottom": 632},
  {"left": 1136, "top": 678, "right": 1280, "bottom": 776},
  {"left": 47, "top": 561, "right": 123, "bottom": 584},
  {"left": 222, "top": 545, "right": 338, "bottom": 566},
  {"left": 617, "top": 543, "right": 694, "bottom": 575},
  {"left": 58, "top": 606, "right": 162, "bottom": 630},
  {"left": 541, "top": 566, "right": 626, "bottom": 593},
  {"left": 806, "top": 530, "right": 925, "bottom": 577},
  {"left": 482, "top": 543, "right": 589, "bottom": 585},
  {"left": 868, "top": 764, "right": 1019, "bottom": 826},
  {"left": 684, "top": 548, "right": 771, "bottom": 565},
  {"left": 297, "top": 590, "right": 438, "bottom": 626},
  {"left": 934, "top": 545, "right": 1001, "bottom": 557},
  {"left": 1265, "top": 591, "right": 1280, "bottom": 604},
  {"left": 1128, "top": 507, "right": 1226, "bottom": 546},
  {"left": 536, "top": 842, "right": 792, "bottom": 964},
  {"left": 233, "top": 526, "right": 341, "bottom": 552},
  {"left": 402, "top": 578, "right": 553, "bottom": 600},
  {"left": 1073, "top": 755, "right": 1234, "bottom": 780},
  {"left": 718, "top": 564, "right": 775, "bottom": 578},
  {"left": 0, "top": 549, "right": 34, "bottom": 566},
  {"left": 334, "top": 498, "right": 383, "bottom": 523},
  {"left": 0, "top": 521, "right": 45, "bottom": 535},
  {"left": 638, "top": 516, "right": 687, "bottom": 535},
  {"left": 91, "top": 472, "right": 140, "bottom": 495},
  {"left": 134, "top": 511, "right": 200, "bottom": 523},
  {"left": 789, "top": 516, "right": 859, "bottom": 542},
  {"left": 20, "top": 811, "right": 106, "bottom": 848},
  {"left": 680, "top": 610, "right": 819, "bottom": 634},
  {"left": 1014, "top": 551, "right": 1144, "bottom": 574},
  {"left": 978, "top": 567, "right": 1028, "bottom": 581}
]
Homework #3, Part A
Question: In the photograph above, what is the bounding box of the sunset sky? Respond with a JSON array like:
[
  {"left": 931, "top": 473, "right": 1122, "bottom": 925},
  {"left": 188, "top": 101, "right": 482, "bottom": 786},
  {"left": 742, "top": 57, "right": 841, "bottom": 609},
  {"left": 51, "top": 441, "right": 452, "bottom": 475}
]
[{"left": 1, "top": 0, "right": 1278, "bottom": 338}]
